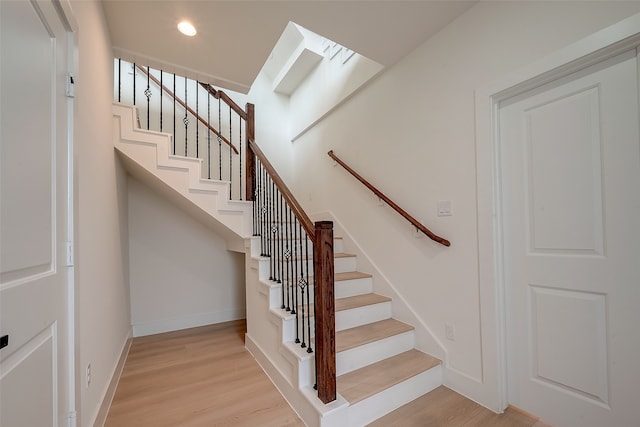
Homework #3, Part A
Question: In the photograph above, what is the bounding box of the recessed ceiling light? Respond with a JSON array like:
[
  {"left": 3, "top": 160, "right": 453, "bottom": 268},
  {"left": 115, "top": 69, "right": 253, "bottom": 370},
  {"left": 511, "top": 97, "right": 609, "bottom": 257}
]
[{"left": 177, "top": 21, "right": 197, "bottom": 37}]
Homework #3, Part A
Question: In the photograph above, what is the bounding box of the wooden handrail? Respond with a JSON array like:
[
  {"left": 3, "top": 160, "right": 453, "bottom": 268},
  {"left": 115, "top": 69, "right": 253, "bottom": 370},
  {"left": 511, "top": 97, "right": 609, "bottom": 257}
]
[
  {"left": 135, "top": 65, "right": 239, "bottom": 154},
  {"left": 249, "top": 139, "right": 314, "bottom": 238},
  {"left": 200, "top": 83, "right": 247, "bottom": 121},
  {"left": 328, "top": 150, "right": 451, "bottom": 247}
]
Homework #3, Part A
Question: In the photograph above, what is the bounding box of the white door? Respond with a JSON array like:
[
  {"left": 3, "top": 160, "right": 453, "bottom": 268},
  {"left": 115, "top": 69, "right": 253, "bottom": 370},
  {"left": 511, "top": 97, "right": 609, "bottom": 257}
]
[
  {"left": 499, "top": 49, "right": 640, "bottom": 427},
  {"left": 1, "top": 1, "right": 72, "bottom": 426}
]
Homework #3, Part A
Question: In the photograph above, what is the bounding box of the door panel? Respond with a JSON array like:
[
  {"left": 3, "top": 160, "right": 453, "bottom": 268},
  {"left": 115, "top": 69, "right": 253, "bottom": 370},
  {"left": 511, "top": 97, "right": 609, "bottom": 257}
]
[
  {"left": 499, "top": 49, "right": 640, "bottom": 426},
  {"left": 0, "top": 1, "right": 71, "bottom": 425}
]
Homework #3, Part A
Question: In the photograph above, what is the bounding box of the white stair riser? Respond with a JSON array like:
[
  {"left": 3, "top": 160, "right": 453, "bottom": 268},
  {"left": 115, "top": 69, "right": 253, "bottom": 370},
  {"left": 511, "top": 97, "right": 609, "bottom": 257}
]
[
  {"left": 346, "top": 365, "right": 443, "bottom": 427},
  {"left": 336, "top": 331, "right": 415, "bottom": 376},
  {"left": 335, "top": 302, "right": 392, "bottom": 331},
  {"left": 334, "top": 256, "right": 356, "bottom": 273},
  {"left": 334, "top": 278, "right": 373, "bottom": 299}
]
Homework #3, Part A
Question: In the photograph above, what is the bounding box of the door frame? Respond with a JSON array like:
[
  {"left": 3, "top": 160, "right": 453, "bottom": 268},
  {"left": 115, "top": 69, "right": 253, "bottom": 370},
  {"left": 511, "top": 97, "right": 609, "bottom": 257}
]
[{"left": 475, "top": 12, "right": 640, "bottom": 413}]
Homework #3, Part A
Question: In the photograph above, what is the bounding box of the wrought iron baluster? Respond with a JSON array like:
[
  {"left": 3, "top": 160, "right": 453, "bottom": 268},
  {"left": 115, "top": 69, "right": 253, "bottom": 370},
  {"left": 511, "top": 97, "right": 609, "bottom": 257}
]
[
  {"left": 146, "top": 66, "right": 150, "bottom": 130},
  {"left": 299, "top": 221, "right": 308, "bottom": 349},
  {"left": 184, "top": 78, "right": 188, "bottom": 156},
  {"left": 261, "top": 165, "right": 268, "bottom": 256},
  {"left": 207, "top": 90, "right": 211, "bottom": 179},
  {"left": 288, "top": 207, "right": 295, "bottom": 315},
  {"left": 293, "top": 218, "right": 300, "bottom": 344},
  {"left": 307, "top": 238, "right": 313, "bottom": 354},
  {"left": 218, "top": 96, "right": 222, "bottom": 180},
  {"left": 278, "top": 192, "right": 291, "bottom": 311},
  {"left": 229, "top": 105, "right": 232, "bottom": 199},
  {"left": 133, "top": 62, "right": 136, "bottom": 106},
  {"left": 269, "top": 179, "right": 276, "bottom": 282},
  {"left": 160, "top": 70, "right": 163, "bottom": 132},
  {"left": 173, "top": 73, "right": 176, "bottom": 155},
  {"left": 273, "top": 187, "right": 284, "bottom": 284},
  {"left": 196, "top": 81, "right": 199, "bottom": 159},
  {"left": 118, "top": 58, "right": 121, "bottom": 102},
  {"left": 239, "top": 118, "right": 243, "bottom": 200}
]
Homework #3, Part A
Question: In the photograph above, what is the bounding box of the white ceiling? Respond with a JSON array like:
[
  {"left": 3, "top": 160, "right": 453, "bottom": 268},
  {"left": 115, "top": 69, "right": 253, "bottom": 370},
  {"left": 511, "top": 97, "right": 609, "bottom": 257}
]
[{"left": 101, "top": 1, "right": 477, "bottom": 94}]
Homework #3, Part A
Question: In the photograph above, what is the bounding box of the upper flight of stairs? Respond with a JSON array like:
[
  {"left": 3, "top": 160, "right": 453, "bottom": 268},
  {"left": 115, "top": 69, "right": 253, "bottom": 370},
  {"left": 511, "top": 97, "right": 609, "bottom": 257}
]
[
  {"left": 245, "top": 235, "right": 443, "bottom": 427},
  {"left": 112, "top": 103, "right": 252, "bottom": 251}
]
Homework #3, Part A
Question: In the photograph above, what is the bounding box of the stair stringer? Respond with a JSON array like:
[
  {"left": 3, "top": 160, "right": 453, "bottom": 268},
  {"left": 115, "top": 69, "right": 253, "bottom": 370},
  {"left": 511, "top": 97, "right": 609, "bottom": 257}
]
[
  {"left": 244, "top": 237, "right": 350, "bottom": 427},
  {"left": 112, "top": 103, "right": 252, "bottom": 251}
]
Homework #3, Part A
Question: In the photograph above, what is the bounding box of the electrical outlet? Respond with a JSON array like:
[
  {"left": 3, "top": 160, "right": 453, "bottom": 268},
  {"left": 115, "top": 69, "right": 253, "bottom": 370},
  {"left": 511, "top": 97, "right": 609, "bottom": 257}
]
[
  {"left": 86, "top": 363, "right": 92, "bottom": 388},
  {"left": 445, "top": 323, "right": 456, "bottom": 341}
]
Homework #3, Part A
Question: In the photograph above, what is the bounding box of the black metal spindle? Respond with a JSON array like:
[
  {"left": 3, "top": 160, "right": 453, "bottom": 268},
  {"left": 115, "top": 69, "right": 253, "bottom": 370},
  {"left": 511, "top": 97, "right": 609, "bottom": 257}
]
[
  {"left": 118, "top": 58, "right": 121, "bottom": 102},
  {"left": 300, "top": 221, "right": 307, "bottom": 349},
  {"left": 146, "top": 66, "right": 150, "bottom": 130},
  {"left": 218, "top": 96, "right": 222, "bottom": 180},
  {"left": 252, "top": 160, "right": 257, "bottom": 236},
  {"left": 261, "top": 165, "right": 268, "bottom": 256},
  {"left": 269, "top": 179, "right": 276, "bottom": 282},
  {"left": 293, "top": 218, "right": 301, "bottom": 344},
  {"left": 240, "top": 118, "right": 243, "bottom": 200},
  {"left": 133, "top": 62, "right": 136, "bottom": 105},
  {"left": 196, "top": 81, "right": 199, "bottom": 159},
  {"left": 307, "top": 238, "right": 313, "bottom": 353},
  {"left": 207, "top": 91, "right": 211, "bottom": 179},
  {"left": 160, "top": 70, "right": 163, "bottom": 132},
  {"left": 279, "top": 192, "right": 291, "bottom": 311},
  {"left": 184, "top": 78, "right": 188, "bottom": 156},
  {"left": 229, "top": 105, "right": 232, "bottom": 199},
  {"left": 286, "top": 206, "right": 292, "bottom": 313},
  {"left": 273, "top": 187, "right": 284, "bottom": 284},
  {"left": 173, "top": 73, "right": 176, "bottom": 155}
]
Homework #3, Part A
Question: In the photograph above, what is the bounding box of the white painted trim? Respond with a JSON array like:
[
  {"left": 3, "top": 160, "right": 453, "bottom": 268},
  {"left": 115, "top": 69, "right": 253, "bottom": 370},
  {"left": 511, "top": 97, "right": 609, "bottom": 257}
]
[
  {"left": 92, "top": 330, "right": 132, "bottom": 427},
  {"left": 131, "top": 308, "right": 246, "bottom": 337},
  {"left": 475, "top": 12, "right": 640, "bottom": 413}
]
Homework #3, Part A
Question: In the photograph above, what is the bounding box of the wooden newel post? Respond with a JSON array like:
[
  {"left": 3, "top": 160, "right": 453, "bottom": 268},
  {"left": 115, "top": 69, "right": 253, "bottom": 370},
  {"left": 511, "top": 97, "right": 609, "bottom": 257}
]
[
  {"left": 314, "top": 220, "right": 336, "bottom": 403},
  {"left": 245, "top": 103, "right": 255, "bottom": 201}
]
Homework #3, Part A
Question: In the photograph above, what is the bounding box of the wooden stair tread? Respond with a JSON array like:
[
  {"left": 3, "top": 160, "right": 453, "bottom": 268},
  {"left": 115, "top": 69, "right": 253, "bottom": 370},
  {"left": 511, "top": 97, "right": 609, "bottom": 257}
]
[
  {"left": 304, "top": 293, "right": 390, "bottom": 315},
  {"left": 335, "top": 252, "right": 355, "bottom": 258},
  {"left": 336, "top": 318, "right": 413, "bottom": 353},
  {"left": 335, "top": 293, "right": 391, "bottom": 312},
  {"left": 337, "top": 349, "right": 441, "bottom": 404},
  {"left": 335, "top": 271, "right": 371, "bottom": 281}
]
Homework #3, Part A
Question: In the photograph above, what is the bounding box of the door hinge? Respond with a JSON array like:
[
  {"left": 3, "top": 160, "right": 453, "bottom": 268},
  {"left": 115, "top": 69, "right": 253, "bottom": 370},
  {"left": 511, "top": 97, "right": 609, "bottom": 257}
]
[
  {"left": 67, "top": 410, "right": 77, "bottom": 427},
  {"left": 66, "top": 74, "right": 75, "bottom": 98},
  {"left": 66, "top": 241, "right": 74, "bottom": 266}
]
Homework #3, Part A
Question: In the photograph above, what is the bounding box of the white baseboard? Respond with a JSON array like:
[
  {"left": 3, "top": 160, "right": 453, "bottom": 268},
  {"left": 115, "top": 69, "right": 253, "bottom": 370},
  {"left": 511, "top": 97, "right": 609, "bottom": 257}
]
[
  {"left": 93, "top": 329, "right": 132, "bottom": 427},
  {"left": 132, "top": 308, "right": 246, "bottom": 337}
]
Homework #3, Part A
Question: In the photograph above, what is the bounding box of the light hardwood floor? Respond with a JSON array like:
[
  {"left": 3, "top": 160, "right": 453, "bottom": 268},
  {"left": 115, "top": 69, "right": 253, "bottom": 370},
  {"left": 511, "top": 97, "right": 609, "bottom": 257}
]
[
  {"left": 104, "top": 320, "right": 303, "bottom": 427},
  {"left": 105, "top": 320, "right": 547, "bottom": 427}
]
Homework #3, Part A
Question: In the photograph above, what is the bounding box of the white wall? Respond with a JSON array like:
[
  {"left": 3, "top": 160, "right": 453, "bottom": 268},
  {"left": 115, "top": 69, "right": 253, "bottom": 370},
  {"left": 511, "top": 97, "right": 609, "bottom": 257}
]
[
  {"left": 247, "top": 69, "right": 294, "bottom": 183},
  {"left": 289, "top": 36, "right": 383, "bottom": 141},
  {"left": 72, "top": 1, "right": 131, "bottom": 426},
  {"left": 277, "top": 1, "right": 640, "bottom": 409},
  {"left": 128, "top": 177, "right": 246, "bottom": 337}
]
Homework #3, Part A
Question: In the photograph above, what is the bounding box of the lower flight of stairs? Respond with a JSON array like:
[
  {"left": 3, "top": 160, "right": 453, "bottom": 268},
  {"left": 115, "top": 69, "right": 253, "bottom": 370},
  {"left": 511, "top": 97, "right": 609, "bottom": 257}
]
[{"left": 245, "top": 235, "right": 442, "bottom": 427}]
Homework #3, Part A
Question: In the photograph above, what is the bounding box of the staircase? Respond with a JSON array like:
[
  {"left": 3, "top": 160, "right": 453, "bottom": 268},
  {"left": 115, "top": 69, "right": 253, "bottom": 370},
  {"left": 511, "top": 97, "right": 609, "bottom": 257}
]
[
  {"left": 246, "top": 232, "right": 443, "bottom": 427},
  {"left": 112, "top": 103, "right": 252, "bottom": 252},
  {"left": 114, "top": 101, "right": 444, "bottom": 426}
]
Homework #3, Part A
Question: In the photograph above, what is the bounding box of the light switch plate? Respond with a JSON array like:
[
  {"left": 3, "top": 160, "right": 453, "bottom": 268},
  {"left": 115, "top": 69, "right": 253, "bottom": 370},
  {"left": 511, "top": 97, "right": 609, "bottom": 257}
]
[{"left": 438, "top": 200, "right": 452, "bottom": 216}]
